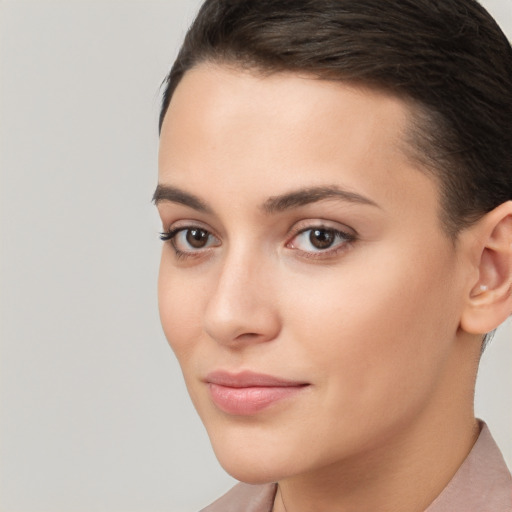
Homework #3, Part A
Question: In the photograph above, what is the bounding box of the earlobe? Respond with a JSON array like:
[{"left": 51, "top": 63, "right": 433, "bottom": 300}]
[{"left": 460, "top": 201, "right": 512, "bottom": 335}]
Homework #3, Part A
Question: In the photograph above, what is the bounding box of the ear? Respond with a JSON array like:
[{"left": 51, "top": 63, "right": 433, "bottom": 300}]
[{"left": 460, "top": 201, "right": 512, "bottom": 335}]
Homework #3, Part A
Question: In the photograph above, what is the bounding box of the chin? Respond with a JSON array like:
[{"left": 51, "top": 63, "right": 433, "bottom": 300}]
[
  {"left": 221, "top": 465, "right": 278, "bottom": 485},
  {"left": 207, "top": 427, "right": 297, "bottom": 484},
  {"left": 216, "top": 454, "right": 285, "bottom": 485}
]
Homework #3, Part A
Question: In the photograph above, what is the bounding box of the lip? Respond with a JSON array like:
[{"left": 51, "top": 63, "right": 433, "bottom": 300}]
[{"left": 205, "top": 370, "right": 309, "bottom": 415}]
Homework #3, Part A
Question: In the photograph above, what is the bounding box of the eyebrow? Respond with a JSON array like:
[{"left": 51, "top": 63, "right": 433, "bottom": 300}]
[
  {"left": 152, "top": 184, "right": 379, "bottom": 214},
  {"left": 261, "top": 186, "right": 380, "bottom": 213},
  {"left": 152, "top": 184, "right": 212, "bottom": 213}
]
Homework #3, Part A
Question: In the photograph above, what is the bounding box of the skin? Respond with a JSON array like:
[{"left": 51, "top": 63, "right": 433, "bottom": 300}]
[{"left": 156, "top": 64, "right": 507, "bottom": 512}]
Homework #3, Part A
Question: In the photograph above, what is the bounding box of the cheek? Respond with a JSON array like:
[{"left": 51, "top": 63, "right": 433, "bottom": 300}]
[
  {"left": 283, "top": 242, "right": 460, "bottom": 413},
  {"left": 157, "top": 256, "right": 205, "bottom": 362}
]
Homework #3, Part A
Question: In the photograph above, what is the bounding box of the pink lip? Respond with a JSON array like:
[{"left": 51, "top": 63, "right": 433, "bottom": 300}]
[{"left": 205, "top": 371, "right": 309, "bottom": 415}]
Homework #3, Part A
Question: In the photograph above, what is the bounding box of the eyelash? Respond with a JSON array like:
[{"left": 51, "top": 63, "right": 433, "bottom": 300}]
[
  {"left": 159, "top": 227, "right": 218, "bottom": 260},
  {"left": 286, "top": 225, "right": 356, "bottom": 260},
  {"left": 159, "top": 224, "right": 356, "bottom": 261},
  {"left": 159, "top": 228, "right": 182, "bottom": 242}
]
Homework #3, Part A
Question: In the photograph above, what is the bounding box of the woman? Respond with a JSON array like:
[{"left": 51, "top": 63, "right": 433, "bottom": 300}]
[{"left": 154, "top": 1, "right": 512, "bottom": 510}]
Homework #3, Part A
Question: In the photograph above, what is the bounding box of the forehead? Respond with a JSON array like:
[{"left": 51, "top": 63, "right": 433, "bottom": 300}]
[
  {"left": 158, "top": 64, "right": 440, "bottom": 221},
  {"left": 161, "top": 64, "right": 410, "bottom": 159}
]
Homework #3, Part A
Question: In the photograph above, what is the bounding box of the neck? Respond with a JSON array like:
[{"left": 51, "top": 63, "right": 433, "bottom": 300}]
[
  {"left": 272, "top": 336, "right": 481, "bottom": 512},
  {"left": 274, "top": 415, "right": 480, "bottom": 512}
]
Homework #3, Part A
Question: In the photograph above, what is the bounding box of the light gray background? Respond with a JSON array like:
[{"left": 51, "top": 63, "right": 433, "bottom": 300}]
[{"left": 0, "top": 1, "right": 510, "bottom": 511}]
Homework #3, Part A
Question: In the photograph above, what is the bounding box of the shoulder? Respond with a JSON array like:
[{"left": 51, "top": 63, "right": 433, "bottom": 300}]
[
  {"left": 426, "top": 422, "right": 512, "bottom": 512},
  {"left": 200, "top": 482, "right": 277, "bottom": 512}
]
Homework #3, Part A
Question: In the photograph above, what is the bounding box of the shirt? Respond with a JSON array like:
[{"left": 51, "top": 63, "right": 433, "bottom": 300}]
[{"left": 200, "top": 423, "right": 512, "bottom": 512}]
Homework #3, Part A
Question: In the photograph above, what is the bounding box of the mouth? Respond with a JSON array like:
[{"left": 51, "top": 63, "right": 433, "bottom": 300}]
[{"left": 205, "top": 370, "right": 310, "bottom": 415}]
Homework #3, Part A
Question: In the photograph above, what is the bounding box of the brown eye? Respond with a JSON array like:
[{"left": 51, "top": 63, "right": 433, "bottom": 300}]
[
  {"left": 309, "top": 229, "right": 335, "bottom": 249},
  {"left": 186, "top": 228, "right": 209, "bottom": 248},
  {"left": 165, "top": 226, "right": 221, "bottom": 254},
  {"left": 288, "top": 225, "right": 355, "bottom": 256}
]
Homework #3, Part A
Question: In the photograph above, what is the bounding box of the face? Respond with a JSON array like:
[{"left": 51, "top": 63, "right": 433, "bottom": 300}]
[{"left": 156, "top": 64, "right": 470, "bottom": 484}]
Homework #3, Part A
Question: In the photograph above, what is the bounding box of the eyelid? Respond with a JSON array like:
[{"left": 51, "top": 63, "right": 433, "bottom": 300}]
[
  {"left": 287, "top": 219, "right": 357, "bottom": 239},
  {"left": 160, "top": 221, "right": 221, "bottom": 259},
  {"left": 161, "top": 218, "right": 219, "bottom": 239},
  {"left": 285, "top": 220, "right": 357, "bottom": 259}
]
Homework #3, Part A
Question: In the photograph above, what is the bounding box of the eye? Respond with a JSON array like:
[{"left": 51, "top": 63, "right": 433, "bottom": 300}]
[
  {"left": 160, "top": 226, "right": 220, "bottom": 255},
  {"left": 287, "top": 226, "right": 355, "bottom": 254}
]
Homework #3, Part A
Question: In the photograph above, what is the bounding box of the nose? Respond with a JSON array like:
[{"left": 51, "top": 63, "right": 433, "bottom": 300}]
[{"left": 203, "top": 250, "right": 281, "bottom": 347}]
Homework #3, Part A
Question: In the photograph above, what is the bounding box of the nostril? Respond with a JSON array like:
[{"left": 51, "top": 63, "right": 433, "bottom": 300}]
[{"left": 235, "top": 332, "right": 262, "bottom": 340}]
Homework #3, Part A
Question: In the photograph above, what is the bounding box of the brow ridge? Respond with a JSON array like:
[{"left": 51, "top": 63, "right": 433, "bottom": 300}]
[
  {"left": 153, "top": 184, "right": 378, "bottom": 215},
  {"left": 262, "top": 186, "right": 379, "bottom": 213},
  {"left": 152, "top": 184, "right": 211, "bottom": 213}
]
